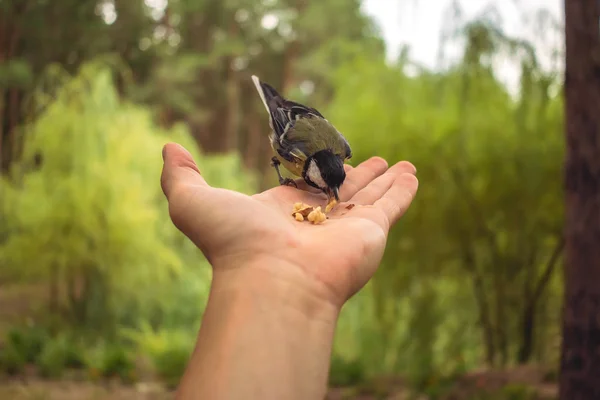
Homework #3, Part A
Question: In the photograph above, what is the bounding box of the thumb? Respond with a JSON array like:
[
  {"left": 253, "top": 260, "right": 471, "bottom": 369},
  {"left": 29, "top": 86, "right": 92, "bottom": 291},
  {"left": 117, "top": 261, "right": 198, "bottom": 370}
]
[
  {"left": 160, "top": 142, "right": 217, "bottom": 261},
  {"left": 160, "top": 142, "right": 208, "bottom": 200}
]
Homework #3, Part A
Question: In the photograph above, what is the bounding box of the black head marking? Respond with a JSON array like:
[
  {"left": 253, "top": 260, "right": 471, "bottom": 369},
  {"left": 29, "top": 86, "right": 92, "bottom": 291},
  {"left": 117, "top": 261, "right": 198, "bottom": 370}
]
[{"left": 303, "top": 149, "right": 346, "bottom": 190}]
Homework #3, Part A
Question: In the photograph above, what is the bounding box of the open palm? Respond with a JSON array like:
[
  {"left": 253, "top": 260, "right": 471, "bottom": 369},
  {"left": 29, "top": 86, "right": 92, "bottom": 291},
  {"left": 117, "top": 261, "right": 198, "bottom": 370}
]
[{"left": 161, "top": 143, "right": 418, "bottom": 305}]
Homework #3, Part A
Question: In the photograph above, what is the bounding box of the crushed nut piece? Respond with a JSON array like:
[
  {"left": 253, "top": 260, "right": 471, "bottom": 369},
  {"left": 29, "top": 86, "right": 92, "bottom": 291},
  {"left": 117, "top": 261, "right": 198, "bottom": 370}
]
[
  {"left": 307, "top": 206, "right": 327, "bottom": 224},
  {"left": 345, "top": 204, "right": 355, "bottom": 210},
  {"left": 291, "top": 202, "right": 327, "bottom": 224},
  {"left": 292, "top": 202, "right": 314, "bottom": 218}
]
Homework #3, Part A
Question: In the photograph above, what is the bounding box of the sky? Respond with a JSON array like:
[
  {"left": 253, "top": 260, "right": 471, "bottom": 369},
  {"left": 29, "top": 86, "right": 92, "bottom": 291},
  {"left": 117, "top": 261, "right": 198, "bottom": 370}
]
[{"left": 361, "top": 0, "right": 563, "bottom": 93}]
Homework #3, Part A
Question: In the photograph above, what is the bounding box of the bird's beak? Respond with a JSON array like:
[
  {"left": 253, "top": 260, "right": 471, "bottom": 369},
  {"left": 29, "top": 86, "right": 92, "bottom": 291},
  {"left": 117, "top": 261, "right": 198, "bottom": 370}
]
[
  {"left": 330, "top": 186, "right": 340, "bottom": 202},
  {"left": 325, "top": 186, "right": 340, "bottom": 213}
]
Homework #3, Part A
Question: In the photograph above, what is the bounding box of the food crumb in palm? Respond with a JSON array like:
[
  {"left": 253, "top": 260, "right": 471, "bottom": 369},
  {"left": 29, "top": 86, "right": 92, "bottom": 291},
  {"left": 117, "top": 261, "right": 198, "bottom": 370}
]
[
  {"left": 291, "top": 202, "right": 326, "bottom": 224},
  {"left": 292, "top": 202, "right": 314, "bottom": 217},
  {"left": 325, "top": 198, "right": 338, "bottom": 213},
  {"left": 307, "top": 206, "right": 327, "bottom": 224},
  {"left": 345, "top": 203, "right": 355, "bottom": 210}
]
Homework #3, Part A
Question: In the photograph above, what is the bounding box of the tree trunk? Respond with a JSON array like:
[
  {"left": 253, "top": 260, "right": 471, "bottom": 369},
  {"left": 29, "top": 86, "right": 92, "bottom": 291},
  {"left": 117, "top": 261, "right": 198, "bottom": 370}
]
[
  {"left": 280, "top": 0, "right": 307, "bottom": 94},
  {"left": 461, "top": 242, "right": 496, "bottom": 366},
  {"left": 519, "top": 237, "right": 564, "bottom": 363},
  {"left": 223, "top": 17, "right": 240, "bottom": 153},
  {"left": 494, "top": 268, "right": 508, "bottom": 367},
  {"left": 49, "top": 263, "right": 59, "bottom": 314},
  {"left": 559, "top": 0, "right": 600, "bottom": 398}
]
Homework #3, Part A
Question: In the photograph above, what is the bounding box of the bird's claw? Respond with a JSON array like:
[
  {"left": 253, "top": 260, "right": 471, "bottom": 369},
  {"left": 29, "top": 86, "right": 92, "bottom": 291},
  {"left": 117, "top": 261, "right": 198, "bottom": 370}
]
[
  {"left": 280, "top": 178, "right": 298, "bottom": 188},
  {"left": 271, "top": 156, "right": 297, "bottom": 188}
]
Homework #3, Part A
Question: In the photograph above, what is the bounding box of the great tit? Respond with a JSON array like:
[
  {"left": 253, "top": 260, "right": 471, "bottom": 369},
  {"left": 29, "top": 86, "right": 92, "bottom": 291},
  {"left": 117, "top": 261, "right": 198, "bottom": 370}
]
[{"left": 251, "top": 75, "right": 352, "bottom": 207}]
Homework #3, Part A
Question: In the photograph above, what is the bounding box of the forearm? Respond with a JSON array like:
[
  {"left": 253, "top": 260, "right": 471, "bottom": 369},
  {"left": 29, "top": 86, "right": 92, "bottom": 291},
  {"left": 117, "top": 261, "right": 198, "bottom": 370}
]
[{"left": 175, "top": 261, "right": 340, "bottom": 400}]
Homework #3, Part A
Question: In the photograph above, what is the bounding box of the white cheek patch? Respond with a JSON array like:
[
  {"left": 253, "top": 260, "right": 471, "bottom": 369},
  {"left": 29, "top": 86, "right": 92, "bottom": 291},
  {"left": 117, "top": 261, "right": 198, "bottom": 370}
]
[{"left": 307, "top": 159, "right": 327, "bottom": 189}]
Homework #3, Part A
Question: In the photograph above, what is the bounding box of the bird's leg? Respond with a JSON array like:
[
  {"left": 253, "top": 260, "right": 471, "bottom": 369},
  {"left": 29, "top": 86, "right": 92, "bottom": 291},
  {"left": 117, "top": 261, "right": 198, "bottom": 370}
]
[{"left": 270, "top": 156, "right": 297, "bottom": 188}]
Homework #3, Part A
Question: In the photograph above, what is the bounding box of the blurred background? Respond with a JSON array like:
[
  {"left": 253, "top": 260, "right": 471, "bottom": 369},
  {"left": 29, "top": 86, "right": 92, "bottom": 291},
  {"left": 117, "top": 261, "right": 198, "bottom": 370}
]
[{"left": 0, "top": 0, "right": 565, "bottom": 399}]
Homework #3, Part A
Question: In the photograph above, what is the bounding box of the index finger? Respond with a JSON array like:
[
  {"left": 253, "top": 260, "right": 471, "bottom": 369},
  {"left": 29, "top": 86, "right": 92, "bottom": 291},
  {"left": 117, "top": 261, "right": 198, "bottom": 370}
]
[{"left": 339, "top": 157, "right": 389, "bottom": 201}]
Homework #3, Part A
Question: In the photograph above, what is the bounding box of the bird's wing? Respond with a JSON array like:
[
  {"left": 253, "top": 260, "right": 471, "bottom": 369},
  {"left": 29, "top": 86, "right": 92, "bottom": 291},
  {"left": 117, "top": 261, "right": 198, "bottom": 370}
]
[
  {"left": 339, "top": 132, "right": 353, "bottom": 160},
  {"left": 271, "top": 133, "right": 309, "bottom": 166},
  {"left": 283, "top": 117, "right": 353, "bottom": 160},
  {"left": 251, "top": 75, "right": 323, "bottom": 141}
]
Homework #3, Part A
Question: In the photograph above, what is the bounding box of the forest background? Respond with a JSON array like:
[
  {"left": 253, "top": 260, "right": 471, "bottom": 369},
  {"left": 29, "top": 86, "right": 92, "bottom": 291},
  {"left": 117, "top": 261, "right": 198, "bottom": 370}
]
[{"left": 0, "top": 1, "right": 567, "bottom": 399}]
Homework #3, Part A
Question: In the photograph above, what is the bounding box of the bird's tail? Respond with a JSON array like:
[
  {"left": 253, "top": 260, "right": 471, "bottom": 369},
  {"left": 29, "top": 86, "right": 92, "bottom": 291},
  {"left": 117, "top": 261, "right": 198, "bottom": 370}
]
[{"left": 251, "top": 75, "right": 284, "bottom": 113}]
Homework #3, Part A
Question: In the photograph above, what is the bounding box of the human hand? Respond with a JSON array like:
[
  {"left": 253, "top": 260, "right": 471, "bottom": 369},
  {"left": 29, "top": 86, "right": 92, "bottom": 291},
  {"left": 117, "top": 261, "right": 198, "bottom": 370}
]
[{"left": 160, "top": 142, "right": 418, "bottom": 308}]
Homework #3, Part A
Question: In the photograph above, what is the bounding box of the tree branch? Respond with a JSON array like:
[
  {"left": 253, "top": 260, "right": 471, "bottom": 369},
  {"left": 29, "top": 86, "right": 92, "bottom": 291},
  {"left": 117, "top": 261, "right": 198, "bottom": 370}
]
[{"left": 531, "top": 235, "right": 565, "bottom": 304}]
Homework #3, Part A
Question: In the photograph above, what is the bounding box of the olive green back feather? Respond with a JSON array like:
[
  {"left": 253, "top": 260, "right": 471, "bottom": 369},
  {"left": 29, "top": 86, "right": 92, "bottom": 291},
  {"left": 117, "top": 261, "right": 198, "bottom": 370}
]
[{"left": 284, "top": 117, "right": 352, "bottom": 160}]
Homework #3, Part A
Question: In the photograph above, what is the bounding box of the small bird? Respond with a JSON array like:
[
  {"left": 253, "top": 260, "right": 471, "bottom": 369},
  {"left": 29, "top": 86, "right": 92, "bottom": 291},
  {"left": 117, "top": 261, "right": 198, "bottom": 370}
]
[{"left": 251, "top": 75, "right": 352, "bottom": 210}]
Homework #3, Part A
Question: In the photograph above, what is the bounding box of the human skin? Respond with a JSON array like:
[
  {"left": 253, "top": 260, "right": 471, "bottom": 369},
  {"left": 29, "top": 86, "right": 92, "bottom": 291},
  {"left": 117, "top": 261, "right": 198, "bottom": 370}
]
[{"left": 160, "top": 142, "right": 419, "bottom": 400}]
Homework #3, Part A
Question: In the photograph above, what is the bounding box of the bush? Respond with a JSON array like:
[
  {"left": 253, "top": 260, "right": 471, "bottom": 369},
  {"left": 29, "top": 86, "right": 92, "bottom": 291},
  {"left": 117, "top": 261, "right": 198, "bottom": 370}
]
[
  {"left": 500, "top": 384, "right": 538, "bottom": 400},
  {"left": 152, "top": 341, "right": 191, "bottom": 389},
  {"left": 122, "top": 325, "right": 193, "bottom": 388},
  {"left": 37, "top": 334, "right": 86, "bottom": 378},
  {"left": 0, "top": 60, "right": 256, "bottom": 336},
  {"left": 37, "top": 339, "right": 67, "bottom": 378},
  {"left": 463, "top": 384, "right": 540, "bottom": 400},
  {"left": 4, "top": 326, "right": 48, "bottom": 363},
  {"left": 85, "top": 342, "right": 136, "bottom": 383},
  {"left": 329, "top": 353, "right": 366, "bottom": 387},
  {"left": 101, "top": 345, "right": 136, "bottom": 382},
  {"left": 0, "top": 344, "right": 26, "bottom": 375}
]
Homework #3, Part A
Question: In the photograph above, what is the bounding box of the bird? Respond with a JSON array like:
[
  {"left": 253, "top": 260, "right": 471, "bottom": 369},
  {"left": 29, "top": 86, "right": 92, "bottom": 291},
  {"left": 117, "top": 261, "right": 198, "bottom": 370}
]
[{"left": 251, "top": 74, "right": 352, "bottom": 211}]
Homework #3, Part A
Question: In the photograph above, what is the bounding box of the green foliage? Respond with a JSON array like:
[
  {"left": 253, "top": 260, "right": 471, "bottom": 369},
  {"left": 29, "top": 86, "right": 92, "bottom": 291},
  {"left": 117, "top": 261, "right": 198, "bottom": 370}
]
[
  {"left": 416, "top": 376, "right": 458, "bottom": 400},
  {"left": 37, "top": 339, "right": 67, "bottom": 379},
  {"left": 0, "top": 60, "right": 255, "bottom": 335},
  {"left": 37, "top": 333, "right": 86, "bottom": 378},
  {"left": 0, "top": 344, "right": 27, "bottom": 376},
  {"left": 0, "top": 325, "right": 88, "bottom": 378},
  {"left": 3, "top": 325, "right": 48, "bottom": 364},
  {"left": 329, "top": 354, "right": 366, "bottom": 387},
  {"left": 151, "top": 343, "right": 190, "bottom": 389},
  {"left": 463, "top": 384, "right": 540, "bottom": 400},
  {"left": 121, "top": 324, "right": 195, "bottom": 389},
  {"left": 84, "top": 342, "right": 136, "bottom": 383},
  {"left": 327, "top": 14, "right": 564, "bottom": 378},
  {"left": 0, "top": 59, "right": 34, "bottom": 88},
  {"left": 100, "top": 345, "right": 136, "bottom": 383},
  {"left": 500, "top": 384, "right": 538, "bottom": 400}
]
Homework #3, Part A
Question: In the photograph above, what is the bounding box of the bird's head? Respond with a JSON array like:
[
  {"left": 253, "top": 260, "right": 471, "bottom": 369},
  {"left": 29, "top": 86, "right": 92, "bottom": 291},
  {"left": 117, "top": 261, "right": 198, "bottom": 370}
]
[{"left": 303, "top": 149, "right": 346, "bottom": 202}]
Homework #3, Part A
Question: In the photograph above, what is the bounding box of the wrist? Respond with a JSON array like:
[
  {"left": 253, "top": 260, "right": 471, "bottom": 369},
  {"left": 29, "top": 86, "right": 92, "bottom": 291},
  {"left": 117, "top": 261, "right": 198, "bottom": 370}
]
[
  {"left": 210, "top": 256, "right": 341, "bottom": 323},
  {"left": 181, "top": 257, "right": 340, "bottom": 400}
]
